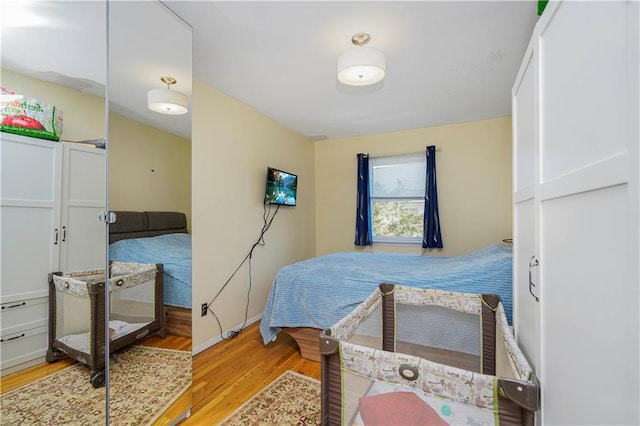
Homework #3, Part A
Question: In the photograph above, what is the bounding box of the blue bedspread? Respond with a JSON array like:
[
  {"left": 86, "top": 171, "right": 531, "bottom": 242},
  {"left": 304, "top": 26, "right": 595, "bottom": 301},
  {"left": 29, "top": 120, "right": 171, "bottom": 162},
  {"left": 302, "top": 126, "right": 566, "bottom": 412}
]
[
  {"left": 109, "top": 234, "right": 192, "bottom": 309},
  {"left": 260, "top": 244, "right": 513, "bottom": 344}
]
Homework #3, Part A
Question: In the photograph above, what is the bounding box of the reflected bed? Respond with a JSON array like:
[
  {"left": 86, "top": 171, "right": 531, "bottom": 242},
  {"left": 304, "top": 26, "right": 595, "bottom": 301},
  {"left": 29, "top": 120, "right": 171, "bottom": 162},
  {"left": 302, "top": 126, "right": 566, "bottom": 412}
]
[{"left": 108, "top": 211, "right": 191, "bottom": 337}]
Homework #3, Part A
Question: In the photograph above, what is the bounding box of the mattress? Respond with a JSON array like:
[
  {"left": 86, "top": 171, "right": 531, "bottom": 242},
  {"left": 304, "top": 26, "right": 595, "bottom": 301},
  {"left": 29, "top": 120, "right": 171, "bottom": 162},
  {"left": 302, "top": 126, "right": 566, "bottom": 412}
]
[
  {"left": 108, "top": 233, "right": 192, "bottom": 308},
  {"left": 57, "top": 320, "right": 150, "bottom": 354},
  {"left": 352, "top": 381, "right": 495, "bottom": 426},
  {"left": 260, "top": 244, "right": 512, "bottom": 344}
]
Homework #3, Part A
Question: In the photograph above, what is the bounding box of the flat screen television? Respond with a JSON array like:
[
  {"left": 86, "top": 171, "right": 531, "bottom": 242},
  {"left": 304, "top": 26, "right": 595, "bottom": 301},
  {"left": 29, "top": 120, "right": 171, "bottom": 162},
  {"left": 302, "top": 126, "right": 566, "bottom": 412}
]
[{"left": 264, "top": 167, "right": 297, "bottom": 206}]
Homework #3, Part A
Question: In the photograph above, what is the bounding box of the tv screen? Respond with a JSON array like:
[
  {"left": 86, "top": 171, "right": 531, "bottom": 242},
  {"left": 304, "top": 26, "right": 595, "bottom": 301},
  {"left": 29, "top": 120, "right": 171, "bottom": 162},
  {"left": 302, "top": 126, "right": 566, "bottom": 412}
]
[{"left": 264, "top": 167, "right": 297, "bottom": 206}]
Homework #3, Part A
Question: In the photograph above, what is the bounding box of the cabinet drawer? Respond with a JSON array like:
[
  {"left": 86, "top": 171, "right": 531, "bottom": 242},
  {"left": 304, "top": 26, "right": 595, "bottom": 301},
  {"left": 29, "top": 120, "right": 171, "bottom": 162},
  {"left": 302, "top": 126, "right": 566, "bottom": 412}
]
[
  {"left": 1, "top": 297, "right": 48, "bottom": 334},
  {"left": 0, "top": 324, "right": 48, "bottom": 374}
]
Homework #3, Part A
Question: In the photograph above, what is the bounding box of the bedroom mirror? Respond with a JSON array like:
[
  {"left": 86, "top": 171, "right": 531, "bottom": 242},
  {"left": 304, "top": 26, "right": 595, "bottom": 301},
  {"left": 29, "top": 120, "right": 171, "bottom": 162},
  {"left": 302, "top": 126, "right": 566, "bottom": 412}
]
[
  {"left": 0, "top": 0, "right": 108, "bottom": 421},
  {"left": 107, "top": 0, "right": 193, "bottom": 422},
  {"left": 2, "top": 0, "right": 191, "bottom": 423}
]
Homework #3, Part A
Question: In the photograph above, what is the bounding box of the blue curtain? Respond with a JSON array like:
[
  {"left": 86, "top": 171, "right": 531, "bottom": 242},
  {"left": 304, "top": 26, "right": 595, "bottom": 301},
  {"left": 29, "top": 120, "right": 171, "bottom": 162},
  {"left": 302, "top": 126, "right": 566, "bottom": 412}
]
[
  {"left": 354, "top": 153, "right": 372, "bottom": 246},
  {"left": 422, "top": 146, "right": 443, "bottom": 248}
]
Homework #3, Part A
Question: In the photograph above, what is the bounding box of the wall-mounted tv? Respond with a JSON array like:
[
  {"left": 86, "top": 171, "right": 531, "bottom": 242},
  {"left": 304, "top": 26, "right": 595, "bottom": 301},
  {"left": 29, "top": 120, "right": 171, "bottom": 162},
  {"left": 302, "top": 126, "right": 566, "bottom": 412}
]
[{"left": 264, "top": 167, "right": 297, "bottom": 206}]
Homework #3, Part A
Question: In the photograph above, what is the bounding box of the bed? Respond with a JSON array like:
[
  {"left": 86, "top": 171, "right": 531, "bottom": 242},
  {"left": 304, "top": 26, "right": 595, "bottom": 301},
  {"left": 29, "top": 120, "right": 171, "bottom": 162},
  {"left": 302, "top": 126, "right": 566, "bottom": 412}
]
[
  {"left": 320, "top": 284, "right": 538, "bottom": 425},
  {"left": 108, "top": 211, "right": 191, "bottom": 337},
  {"left": 260, "top": 244, "right": 512, "bottom": 362}
]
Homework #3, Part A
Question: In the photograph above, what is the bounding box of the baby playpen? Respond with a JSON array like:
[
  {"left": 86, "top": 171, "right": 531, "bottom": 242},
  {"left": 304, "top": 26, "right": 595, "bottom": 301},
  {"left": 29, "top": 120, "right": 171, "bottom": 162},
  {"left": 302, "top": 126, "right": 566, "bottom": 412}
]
[
  {"left": 320, "top": 283, "right": 538, "bottom": 425},
  {"left": 47, "top": 262, "right": 164, "bottom": 387}
]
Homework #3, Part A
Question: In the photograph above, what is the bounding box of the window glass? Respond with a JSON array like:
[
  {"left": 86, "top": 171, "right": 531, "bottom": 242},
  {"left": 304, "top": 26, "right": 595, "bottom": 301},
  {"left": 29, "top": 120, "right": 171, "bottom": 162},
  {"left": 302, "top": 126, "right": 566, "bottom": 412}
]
[{"left": 370, "top": 154, "right": 425, "bottom": 243}]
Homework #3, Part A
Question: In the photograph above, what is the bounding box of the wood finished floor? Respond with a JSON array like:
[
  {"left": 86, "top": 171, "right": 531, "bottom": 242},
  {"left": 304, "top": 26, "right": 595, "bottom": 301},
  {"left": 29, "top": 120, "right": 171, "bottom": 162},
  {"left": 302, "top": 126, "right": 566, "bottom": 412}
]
[
  {"left": 0, "top": 322, "right": 320, "bottom": 425},
  {"left": 183, "top": 321, "right": 321, "bottom": 425}
]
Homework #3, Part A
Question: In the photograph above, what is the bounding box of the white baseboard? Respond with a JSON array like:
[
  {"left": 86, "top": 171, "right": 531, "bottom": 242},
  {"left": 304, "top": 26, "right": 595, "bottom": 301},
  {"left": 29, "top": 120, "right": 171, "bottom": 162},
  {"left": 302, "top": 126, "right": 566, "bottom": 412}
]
[{"left": 192, "top": 313, "right": 262, "bottom": 355}]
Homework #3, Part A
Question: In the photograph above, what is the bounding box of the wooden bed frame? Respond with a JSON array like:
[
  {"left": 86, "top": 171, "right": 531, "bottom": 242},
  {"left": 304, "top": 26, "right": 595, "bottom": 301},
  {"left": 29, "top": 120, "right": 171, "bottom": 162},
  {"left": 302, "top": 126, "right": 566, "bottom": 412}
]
[
  {"left": 109, "top": 211, "right": 192, "bottom": 338},
  {"left": 282, "top": 327, "right": 323, "bottom": 362},
  {"left": 282, "top": 326, "right": 483, "bottom": 367}
]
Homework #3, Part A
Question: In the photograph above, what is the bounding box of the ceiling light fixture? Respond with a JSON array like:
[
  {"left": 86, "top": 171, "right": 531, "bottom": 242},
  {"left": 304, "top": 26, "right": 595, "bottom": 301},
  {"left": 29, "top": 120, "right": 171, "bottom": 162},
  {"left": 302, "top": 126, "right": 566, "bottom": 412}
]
[
  {"left": 337, "top": 33, "right": 386, "bottom": 86},
  {"left": 147, "top": 76, "right": 188, "bottom": 115}
]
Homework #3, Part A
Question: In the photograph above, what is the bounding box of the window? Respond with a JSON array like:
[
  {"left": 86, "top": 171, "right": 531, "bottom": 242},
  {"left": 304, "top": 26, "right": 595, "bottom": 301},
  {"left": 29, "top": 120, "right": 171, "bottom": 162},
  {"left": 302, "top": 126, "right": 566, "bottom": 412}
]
[{"left": 370, "top": 153, "right": 425, "bottom": 244}]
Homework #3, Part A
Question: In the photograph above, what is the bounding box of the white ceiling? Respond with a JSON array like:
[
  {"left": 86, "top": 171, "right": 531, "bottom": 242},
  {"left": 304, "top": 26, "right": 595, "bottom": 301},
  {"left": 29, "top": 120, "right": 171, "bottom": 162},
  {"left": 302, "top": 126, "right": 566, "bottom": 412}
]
[
  {"left": 0, "top": 1, "right": 192, "bottom": 139},
  {"left": 0, "top": 1, "right": 539, "bottom": 142}
]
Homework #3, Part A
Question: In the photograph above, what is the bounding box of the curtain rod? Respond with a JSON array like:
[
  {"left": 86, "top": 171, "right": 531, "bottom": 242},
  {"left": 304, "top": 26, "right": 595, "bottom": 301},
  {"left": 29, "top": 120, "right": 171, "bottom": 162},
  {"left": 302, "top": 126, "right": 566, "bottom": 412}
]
[{"left": 364, "top": 147, "right": 440, "bottom": 160}]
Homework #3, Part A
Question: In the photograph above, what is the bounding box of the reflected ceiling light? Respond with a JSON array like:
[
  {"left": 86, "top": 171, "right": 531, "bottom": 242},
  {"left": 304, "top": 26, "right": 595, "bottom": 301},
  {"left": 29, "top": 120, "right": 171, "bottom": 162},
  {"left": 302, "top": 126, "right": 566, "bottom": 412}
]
[
  {"left": 337, "top": 33, "right": 386, "bottom": 86},
  {"left": 147, "top": 76, "right": 188, "bottom": 115}
]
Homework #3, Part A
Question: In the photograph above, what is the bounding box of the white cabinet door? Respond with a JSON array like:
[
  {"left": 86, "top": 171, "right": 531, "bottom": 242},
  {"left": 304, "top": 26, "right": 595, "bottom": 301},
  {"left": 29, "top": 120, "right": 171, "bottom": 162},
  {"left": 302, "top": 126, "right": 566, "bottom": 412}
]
[
  {"left": 59, "top": 143, "right": 106, "bottom": 272},
  {"left": 0, "top": 134, "right": 62, "bottom": 302},
  {"left": 512, "top": 37, "right": 540, "bottom": 375},
  {"left": 513, "top": 1, "right": 639, "bottom": 424},
  {"left": 1, "top": 136, "right": 107, "bottom": 375},
  {"left": 537, "top": 2, "right": 638, "bottom": 423}
]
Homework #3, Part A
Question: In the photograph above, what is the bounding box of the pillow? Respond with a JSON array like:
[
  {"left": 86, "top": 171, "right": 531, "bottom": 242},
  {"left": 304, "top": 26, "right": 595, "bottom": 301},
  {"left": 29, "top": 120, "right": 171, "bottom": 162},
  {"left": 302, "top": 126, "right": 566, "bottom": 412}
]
[{"left": 358, "top": 391, "right": 449, "bottom": 426}]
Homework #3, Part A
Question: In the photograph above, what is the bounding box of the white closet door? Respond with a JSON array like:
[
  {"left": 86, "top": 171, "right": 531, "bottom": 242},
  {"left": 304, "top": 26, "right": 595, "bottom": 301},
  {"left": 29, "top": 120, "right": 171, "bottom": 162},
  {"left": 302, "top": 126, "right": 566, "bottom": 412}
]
[
  {"left": 512, "top": 41, "right": 540, "bottom": 373},
  {"left": 537, "top": 1, "right": 639, "bottom": 424},
  {"left": 59, "top": 143, "right": 106, "bottom": 272},
  {"left": 0, "top": 135, "right": 62, "bottom": 302}
]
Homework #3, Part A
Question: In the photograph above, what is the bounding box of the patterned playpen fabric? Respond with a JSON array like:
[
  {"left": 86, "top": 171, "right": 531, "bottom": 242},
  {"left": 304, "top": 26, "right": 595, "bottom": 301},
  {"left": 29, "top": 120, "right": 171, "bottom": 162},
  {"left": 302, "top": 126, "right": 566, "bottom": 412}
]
[
  {"left": 339, "top": 342, "right": 498, "bottom": 411},
  {"left": 320, "top": 285, "right": 538, "bottom": 426},
  {"left": 51, "top": 262, "right": 157, "bottom": 298}
]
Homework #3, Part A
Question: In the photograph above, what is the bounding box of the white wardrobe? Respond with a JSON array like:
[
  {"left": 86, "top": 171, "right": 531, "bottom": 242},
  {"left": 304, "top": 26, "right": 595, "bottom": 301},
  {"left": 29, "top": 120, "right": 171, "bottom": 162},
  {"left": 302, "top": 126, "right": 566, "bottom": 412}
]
[
  {"left": 512, "top": 1, "right": 639, "bottom": 424},
  {"left": 0, "top": 133, "right": 105, "bottom": 375}
]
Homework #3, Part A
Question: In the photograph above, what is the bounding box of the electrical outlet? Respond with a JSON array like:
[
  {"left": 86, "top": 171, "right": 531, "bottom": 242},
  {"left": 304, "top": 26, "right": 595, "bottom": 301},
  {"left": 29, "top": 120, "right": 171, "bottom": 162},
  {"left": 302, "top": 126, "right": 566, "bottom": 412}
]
[{"left": 201, "top": 303, "right": 208, "bottom": 316}]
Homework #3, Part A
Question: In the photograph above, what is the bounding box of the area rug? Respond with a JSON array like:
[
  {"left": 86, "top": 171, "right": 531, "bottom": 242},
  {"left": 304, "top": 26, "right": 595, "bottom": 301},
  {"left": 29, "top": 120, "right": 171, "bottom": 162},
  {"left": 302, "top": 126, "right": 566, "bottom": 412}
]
[
  {"left": 0, "top": 345, "right": 191, "bottom": 426},
  {"left": 220, "top": 370, "right": 321, "bottom": 425}
]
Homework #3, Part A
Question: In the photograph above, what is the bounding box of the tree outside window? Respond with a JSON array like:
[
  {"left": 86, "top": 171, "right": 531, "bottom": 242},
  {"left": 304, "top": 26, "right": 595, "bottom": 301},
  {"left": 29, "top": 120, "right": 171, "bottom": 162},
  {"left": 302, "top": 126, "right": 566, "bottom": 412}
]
[{"left": 370, "top": 154, "right": 425, "bottom": 244}]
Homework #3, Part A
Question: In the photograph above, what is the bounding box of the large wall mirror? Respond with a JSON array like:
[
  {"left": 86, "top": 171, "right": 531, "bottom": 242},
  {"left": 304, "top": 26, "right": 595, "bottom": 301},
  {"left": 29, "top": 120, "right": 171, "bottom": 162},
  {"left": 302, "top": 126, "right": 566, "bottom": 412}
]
[
  {"left": 0, "top": 1, "right": 192, "bottom": 423},
  {"left": 107, "top": 0, "right": 193, "bottom": 422}
]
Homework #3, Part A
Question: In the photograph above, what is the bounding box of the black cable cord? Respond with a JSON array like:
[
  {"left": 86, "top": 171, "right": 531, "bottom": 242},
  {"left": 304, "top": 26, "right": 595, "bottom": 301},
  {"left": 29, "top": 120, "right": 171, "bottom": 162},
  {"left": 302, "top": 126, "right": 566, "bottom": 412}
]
[{"left": 207, "top": 203, "right": 280, "bottom": 340}]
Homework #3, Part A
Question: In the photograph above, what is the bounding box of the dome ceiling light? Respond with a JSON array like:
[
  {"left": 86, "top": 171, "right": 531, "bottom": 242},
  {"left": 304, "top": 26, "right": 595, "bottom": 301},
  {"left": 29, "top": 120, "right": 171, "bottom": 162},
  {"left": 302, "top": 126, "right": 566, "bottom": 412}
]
[
  {"left": 337, "top": 33, "right": 386, "bottom": 87},
  {"left": 147, "top": 76, "right": 188, "bottom": 115}
]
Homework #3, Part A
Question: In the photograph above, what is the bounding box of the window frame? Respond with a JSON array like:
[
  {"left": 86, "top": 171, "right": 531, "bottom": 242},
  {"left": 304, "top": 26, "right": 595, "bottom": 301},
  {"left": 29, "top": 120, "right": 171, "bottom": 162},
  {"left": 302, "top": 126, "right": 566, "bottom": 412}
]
[{"left": 369, "top": 153, "right": 426, "bottom": 245}]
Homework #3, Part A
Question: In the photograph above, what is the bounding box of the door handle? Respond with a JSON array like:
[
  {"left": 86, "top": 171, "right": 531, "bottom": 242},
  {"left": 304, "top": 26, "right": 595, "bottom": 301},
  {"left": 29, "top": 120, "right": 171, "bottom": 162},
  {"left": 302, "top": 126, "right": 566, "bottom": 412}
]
[
  {"left": 62, "top": 226, "right": 66, "bottom": 242},
  {"left": 54, "top": 228, "right": 59, "bottom": 245},
  {"left": 528, "top": 256, "right": 539, "bottom": 302},
  {"left": 1, "top": 333, "right": 25, "bottom": 343}
]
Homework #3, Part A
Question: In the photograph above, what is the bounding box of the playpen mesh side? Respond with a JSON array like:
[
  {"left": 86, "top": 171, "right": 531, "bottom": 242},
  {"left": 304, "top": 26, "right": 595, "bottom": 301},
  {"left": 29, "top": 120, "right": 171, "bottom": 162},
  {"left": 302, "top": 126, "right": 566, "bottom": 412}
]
[
  {"left": 49, "top": 262, "right": 159, "bottom": 363},
  {"left": 392, "top": 287, "right": 484, "bottom": 373},
  {"left": 321, "top": 284, "right": 538, "bottom": 426}
]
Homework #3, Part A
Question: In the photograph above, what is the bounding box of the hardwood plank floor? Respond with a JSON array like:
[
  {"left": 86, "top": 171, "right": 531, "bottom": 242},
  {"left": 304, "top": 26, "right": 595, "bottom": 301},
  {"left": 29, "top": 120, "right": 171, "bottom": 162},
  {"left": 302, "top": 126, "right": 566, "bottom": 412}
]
[
  {"left": 182, "top": 321, "right": 320, "bottom": 425},
  {"left": 1, "top": 323, "right": 320, "bottom": 425}
]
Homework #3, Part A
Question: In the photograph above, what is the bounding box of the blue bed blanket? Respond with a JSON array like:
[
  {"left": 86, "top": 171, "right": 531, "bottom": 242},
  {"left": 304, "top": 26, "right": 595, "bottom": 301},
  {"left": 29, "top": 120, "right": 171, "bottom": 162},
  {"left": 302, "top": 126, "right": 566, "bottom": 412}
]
[
  {"left": 260, "top": 244, "right": 513, "bottom": 344},
  {"left": 108, "top": 233, "right": 192, "bottom": 309}
]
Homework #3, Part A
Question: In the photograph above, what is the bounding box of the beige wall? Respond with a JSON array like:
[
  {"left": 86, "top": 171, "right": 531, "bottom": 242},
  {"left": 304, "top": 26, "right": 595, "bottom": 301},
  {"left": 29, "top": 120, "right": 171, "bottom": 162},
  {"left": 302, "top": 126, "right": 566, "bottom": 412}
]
[
  {"left": 8, "top": 67, "right": 511, "bottom": 351},
  {"left": 108, "top": 116, "right": 191, "bottom": 228},
  {"left": 315, "top": 117, "right": 513, "bottom": 256},
  {"left": 2, "top": 68, "right": 105, "bottom": 141},
  {"left": 2, "top": 68, "right": 192, "bottom": 226},
  {"left": 191, "top": 79, "right": 315, "bottom": 351}
]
